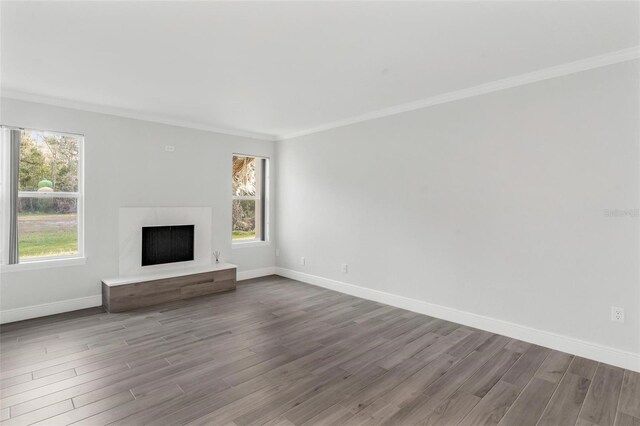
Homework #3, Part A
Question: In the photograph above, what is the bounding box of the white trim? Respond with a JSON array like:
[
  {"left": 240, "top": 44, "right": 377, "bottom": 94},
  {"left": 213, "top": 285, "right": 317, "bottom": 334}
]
[
  {"left": 0, "top": 129, "right": 10, "bottom": 266},
  {"left": 1, "top": 90, "right": 278, "bottom": 142},
  {"left": 277, "top": 46, "right": 640, "bottom": 141},
  {"left": 0, "top": 295, "right": 102, "bottom": 324},
  {"left": 232, "top": 240, "right": 271, "bottom": 249},
  {"left": 237, "top": 266, "right": 277, "bottom": 281},
  {"left": 274, "top": 267, "right": 640, "bottom": 372},
  {"left": 18, "top": 191, "right": 80, "bottom": 198},
  {"left": 1, "top": 256, "right": 86, "bottom": 272},
  {"left": 77, "top": 133, "right": 85, "bottom": 260},
  {"left": 232, "top": 196, "right": 260, "bottom": 201},
  {"left": 264, "top": 158, "right": 271, "bottom": 243}
]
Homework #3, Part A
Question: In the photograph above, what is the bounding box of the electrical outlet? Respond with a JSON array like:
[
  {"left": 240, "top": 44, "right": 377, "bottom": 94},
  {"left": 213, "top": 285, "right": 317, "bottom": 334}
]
[
  {"left": 300, "top": 256, "right": 305, "bottom": 266},
  {"left": 611, "top": 306, "right": 624, "bottom": 323},
  {"left": 165, "top": 145, "right": 175, "bottom": 152},
  {"left": 341, "top": 264, "right": 348, "bottom": 273},
  {"left": 275, "top": 248, "right": 280, "bottom": 257}
]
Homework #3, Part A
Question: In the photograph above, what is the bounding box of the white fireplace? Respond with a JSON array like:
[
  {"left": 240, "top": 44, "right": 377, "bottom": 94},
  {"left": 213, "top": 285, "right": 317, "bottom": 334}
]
[{"left": 118, "top": 207, "right": 212, "bottom": 277}]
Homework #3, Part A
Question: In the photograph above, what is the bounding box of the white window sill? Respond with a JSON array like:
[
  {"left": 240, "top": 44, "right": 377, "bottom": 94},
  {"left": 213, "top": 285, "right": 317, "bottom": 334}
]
[
  {"left": 1, "top": 256, "right": 86, "bottom": 273},
  {"left": 232, "top": 240, "right": 271, "bottom": 249}
]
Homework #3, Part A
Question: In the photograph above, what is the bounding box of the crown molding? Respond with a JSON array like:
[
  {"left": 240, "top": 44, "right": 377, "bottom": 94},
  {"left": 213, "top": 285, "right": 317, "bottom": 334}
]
[
  {"left": 277, "top": 46, "right": 640, "bottom": 141},
  {"left": 3, "top": 47, "right": 638, "bottom": 143},
  {"left": 0, "top": 89, "right": 279, "bottom": 142}
]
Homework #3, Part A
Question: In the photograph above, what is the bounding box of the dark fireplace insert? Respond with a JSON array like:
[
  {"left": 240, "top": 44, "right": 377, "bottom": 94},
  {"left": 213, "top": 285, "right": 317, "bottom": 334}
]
[{"left": 141, "top": 225, "right": 195, "bottom": 266}]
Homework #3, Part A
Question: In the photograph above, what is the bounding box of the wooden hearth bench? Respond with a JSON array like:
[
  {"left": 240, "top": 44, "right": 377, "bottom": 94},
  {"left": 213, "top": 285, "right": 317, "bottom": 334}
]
[{"left": 102, "top": 263, "right": 237, "bottom": 312}]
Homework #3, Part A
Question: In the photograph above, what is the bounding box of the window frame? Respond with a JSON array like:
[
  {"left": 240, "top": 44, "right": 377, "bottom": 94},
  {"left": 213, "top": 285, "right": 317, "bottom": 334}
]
[
  {"left": 231, "top": 153, "right": 269, "bottom": 247},
  {"left": 1, "top": 126, "right": 85, "bottom": 270}
]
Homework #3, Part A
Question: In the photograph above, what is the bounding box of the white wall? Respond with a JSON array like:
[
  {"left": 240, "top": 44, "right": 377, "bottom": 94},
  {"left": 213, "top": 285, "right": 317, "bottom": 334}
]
[
  {"left": 0, "top": 98, "right": 276, "bottom": 313},
  {"left": 276, "top": 61, "right": 640, "bottom": 359}
]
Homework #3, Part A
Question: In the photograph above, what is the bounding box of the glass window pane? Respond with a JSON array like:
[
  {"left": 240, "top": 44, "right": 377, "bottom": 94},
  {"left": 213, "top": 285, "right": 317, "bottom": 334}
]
[
  {"left": 18, "top": 197, "right": 78, "bottom": 259},
  {"left": 232, "top": 156, "right": 257, "bottom": 196},
  {"left": 232, "top": 199, "right": 256, "bottom": 240},
  {"left": 19, "top": 130, "right": 80, "bottom": 192}
]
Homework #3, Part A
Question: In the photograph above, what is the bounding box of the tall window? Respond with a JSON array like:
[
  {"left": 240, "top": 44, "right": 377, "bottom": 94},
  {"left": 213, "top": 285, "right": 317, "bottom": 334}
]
[
  {"left": 232, "top": 155, "right": 268, "bottom": 243},
  {"left": 2, "top": 127, "right": 84, "bottom": 264}
]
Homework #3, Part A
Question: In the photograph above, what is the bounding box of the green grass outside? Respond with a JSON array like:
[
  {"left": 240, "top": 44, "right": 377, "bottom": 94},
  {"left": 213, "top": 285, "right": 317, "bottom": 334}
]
[
  {"left": 18, "top": 213, "right": 78, "bottom": 258},
  {"left": 232, "top": 230, "right": 256, "bottom": 240}
]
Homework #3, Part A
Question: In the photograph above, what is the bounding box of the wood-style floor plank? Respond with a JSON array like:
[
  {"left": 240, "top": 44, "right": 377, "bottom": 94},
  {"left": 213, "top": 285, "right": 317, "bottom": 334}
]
[
  {"left": 618, "top": 371, "right": 640, "bottom": 419},
  {"left": 534, "top": 350, "right": 574, "bottom": 384},
  {"left": 577, "top": 364, "right": 624, "bottom": 426},
  {"left": 0, "top": 276, "right": 638, "bottom": 426},
  {"left": 458, "top": 380, "right": 520, "bottom": 426},
  {"left": 537, "top": 372, "right": 593, "bottom": 426},
  {"left": 497, "top": 378, "right": 557, "bottom": 426}
]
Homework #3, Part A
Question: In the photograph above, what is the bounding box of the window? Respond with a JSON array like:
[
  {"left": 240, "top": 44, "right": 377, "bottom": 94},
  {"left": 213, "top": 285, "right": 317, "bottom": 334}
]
[
  {"left": 2, "top": 127, "right": 84, "bottom": 265},
  {"left": 232, "top": 155, "right": 268, "bottom": 243}
]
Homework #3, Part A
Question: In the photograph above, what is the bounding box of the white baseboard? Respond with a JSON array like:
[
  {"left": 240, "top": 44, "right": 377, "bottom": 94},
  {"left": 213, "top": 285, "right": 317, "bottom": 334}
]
[
  {"left": 275, "top": 267, "right": 640, "bottom": 372},
  {"left": 237, "top": 266, "right": 277, "bottom": 281},
  {"left": 0, "top": 295, "right": 102, "bottom": 324}
]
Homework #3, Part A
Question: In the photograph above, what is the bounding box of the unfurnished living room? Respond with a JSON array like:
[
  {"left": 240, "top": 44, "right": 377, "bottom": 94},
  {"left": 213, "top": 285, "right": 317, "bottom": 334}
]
[{"left": 0, "top": 1, "right": 639, "bottom": 425}]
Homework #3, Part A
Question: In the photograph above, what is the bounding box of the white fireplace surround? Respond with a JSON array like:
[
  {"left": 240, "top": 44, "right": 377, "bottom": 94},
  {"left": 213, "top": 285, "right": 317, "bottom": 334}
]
[{"left": 118, "top": 207, "right": 213, "bottom": 277}]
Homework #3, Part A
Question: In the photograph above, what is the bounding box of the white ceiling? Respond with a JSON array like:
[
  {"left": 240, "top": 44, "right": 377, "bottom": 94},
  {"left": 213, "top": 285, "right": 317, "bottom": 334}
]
[{"left": 1, "top": 1, "right": 639, "bottom": 140}]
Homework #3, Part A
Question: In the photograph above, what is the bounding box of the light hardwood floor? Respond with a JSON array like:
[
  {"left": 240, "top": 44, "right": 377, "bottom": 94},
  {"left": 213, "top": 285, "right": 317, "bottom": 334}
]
[{"left": 1, "top": 276, "right": 638, "bottom": 425}]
